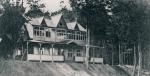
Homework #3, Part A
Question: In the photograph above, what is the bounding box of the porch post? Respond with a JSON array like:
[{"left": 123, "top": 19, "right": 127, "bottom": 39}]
[
  {"left": 39, "top": 43, "right": 42, "bottom": 62},
  {"left": 52, "top": 44, "right": 54, "bottom": 63},
  {"left": 93, "top": 48, "right": 95, "bottom": 64},
  {"left": 26, "top": 41, "right": 29, "bottom": 61},
  {"left": 21, "top": 44, "right": 23, "bottom": 56},
  {"left": 85, "top": 28, "right": 90, "bottom": 68},
  {"left": 85, "top": 45, "right": 89, "bottom": 68}
]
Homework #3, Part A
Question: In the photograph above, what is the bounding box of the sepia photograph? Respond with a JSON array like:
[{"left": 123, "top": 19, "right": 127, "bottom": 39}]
[{"left": 0, "top": 0, "right": 149, "bottom": 76}]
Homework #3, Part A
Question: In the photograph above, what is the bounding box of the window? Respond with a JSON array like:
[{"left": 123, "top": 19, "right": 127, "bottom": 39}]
[
  {"left": 39, "top": 27, "right": 44, "bottom": 36},
  {"left": 66, "top": 30, "right": 86, "bottom": 40},
  {"left": 33, "top": 27, "right": 39, "bottom": 36},
  {"left": 76, "top": 50, "right": 82, "bottom": 56},
  {"left": 46, "top": 31, "right": 51, "bottom": 37},
  {"left": 68, "top": 53, "right": 73, "bottom": 57},
  {"left": 57, "top": 29, "right": 66, "bottom": 36},
  {"left": 33, "top": 26, "right": 45, "bottom": 37}
]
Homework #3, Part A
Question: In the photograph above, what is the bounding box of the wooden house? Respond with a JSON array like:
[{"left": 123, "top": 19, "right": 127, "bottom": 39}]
[{"left": 19, "top": 13, "right": 103, "bottom": 63}]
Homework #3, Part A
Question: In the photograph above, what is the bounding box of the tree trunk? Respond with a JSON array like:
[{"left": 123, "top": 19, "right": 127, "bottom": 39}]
[
  {"left": 137, "top": 32, "right": 142, "bottom": 76},
  {"left": 132, "top": 43, "right": 136, "bottom": 76},
  {"left": 119, "top": 41, "right": 121, "bottom": 65},
  {"left": 137, "top": 42, "right": 142, "bottom": 76}
]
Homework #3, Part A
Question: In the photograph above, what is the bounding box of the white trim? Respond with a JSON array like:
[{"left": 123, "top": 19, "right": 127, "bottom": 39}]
[{"left": 28, "top": 54, "right": 64, "bottom": 62}]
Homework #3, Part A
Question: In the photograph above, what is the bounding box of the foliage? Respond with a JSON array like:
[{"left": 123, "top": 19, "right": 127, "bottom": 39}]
[
  {"left": 25, "top": 0, "right": 46, "bottom": 17},
  {"left": 0, "top": 1, "right": 26, "bottom": 58},
  {"left": 70, "top": 0, "right": 109, "bottom": 39},
  {"left": 70, "top": 0, "right": 149, "bottom": 64}
]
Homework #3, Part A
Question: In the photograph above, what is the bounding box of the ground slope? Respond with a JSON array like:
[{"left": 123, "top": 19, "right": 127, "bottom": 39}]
[{"left": 0, "top": 61, "right": 130, "bottom": 76}]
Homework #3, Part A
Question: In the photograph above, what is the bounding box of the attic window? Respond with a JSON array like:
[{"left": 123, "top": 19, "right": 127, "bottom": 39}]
[
  {"left": 41, "top": 19, "right": 47, "bottom": 26},
  {"left": 75, "top": 24, "right": 79, "bottom": 30},
  {"left": 60, "top": 23, "right": 62, "bottom": 26}
]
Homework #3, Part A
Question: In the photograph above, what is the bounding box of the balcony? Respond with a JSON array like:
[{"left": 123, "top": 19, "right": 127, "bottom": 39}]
[{"left": 32, "top": 27, "right": 87, "bottom": 44}]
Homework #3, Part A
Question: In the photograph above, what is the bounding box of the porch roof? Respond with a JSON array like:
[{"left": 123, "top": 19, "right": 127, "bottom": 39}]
[
  {"left": 27, "top": 40, "right": 86, "bottom": 46},
  {"left": 27, "top": 40, "right": 54, "bottom": 44},
  {"left": 55, "top": 40, "right": 86, "bottom": 46},
  {"left": 27, "top": 40, "right": 102, "bottom": 48}
]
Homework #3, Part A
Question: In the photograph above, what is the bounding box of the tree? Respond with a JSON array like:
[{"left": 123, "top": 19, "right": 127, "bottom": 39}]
[
  {"left": 106, "top": 0, "right": 149, "bottom": 75},
  {"left": 70, "top": 0, "right": 149, "bottom": 67},
  {"left": 25, "top": 0, "right": 46, "bottom": 17},
  {"left": 0, "top": 1, "right": 26, "bottom": 58},
  {"left": 70, "top": 0, "right": 109, "bottom": 39},
  {"left": 70, "top": 0, "right": 116, "bottom": 67}
]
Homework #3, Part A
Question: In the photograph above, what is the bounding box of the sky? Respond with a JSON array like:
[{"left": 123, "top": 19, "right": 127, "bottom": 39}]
[
  {"left": 24, "top": 0, "right": 71, "bottom": 12},
  {"left": 41, "top": 0, "right": 71, "bottom": 12}
]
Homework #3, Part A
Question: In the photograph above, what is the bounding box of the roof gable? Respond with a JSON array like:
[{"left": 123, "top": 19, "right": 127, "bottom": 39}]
[
  {"left": 25, "top": 22, "right": 33, "bottom": 39},
  {"left": 66, "top": 22, "right": 76, "bottom": 30},
  {"left": 66, "top": 21, "right": 86, "bottom": 32},
  {"left": 51, "top": 13, "right": 62, "bottom": 27},
  {"left": 41, "top": 19, "right": 47, "bottom": 26},
  {"left": 30, "top": 17, "right": 44, "bottom": 25},
  {"left": 29, "top": 15, "right": 55, "bottom": 27},
  {"left": 44, "top": 18, "right": 54, "bottom": 27},
  {"left": 77, "top": 23, "right": 87, "bottom": 31},
  {"left": 74, "top": 24, "right": 80, "bottom": 31},
  {"left": 57, "top": 16, "right": 68, "bottom": 29}
]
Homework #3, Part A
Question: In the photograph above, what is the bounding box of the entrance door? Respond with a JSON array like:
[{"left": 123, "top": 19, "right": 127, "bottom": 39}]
[{"left": 65, "top": 49, "right": 75, "bottom": 61}]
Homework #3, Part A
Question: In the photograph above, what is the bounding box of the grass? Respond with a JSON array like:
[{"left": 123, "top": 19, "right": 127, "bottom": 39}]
[{"left": 0, "top": 60, "right": 130, "bottom": 76}]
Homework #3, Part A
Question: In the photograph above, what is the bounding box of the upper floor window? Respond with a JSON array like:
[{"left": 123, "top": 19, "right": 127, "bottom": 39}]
[
  {"left": 46, "top": 31, "right": 51, "bottom": 37},
  {"left": 66, "top": 30, "right": 86, "bottom": 40},
  {"left": 33, "top": 26, "right": 45, "bottom": 37},
  {"left": 57, "top": 29, "right": 66, "bottom": 36}
]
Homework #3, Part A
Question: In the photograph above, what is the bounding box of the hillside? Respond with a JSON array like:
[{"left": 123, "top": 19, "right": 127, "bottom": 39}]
[{"left": 0, "top": 61, "right": 130, "bottom": 76}]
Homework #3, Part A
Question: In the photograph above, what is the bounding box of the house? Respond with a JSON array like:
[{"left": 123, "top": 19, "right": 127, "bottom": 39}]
[{"left": 19, "top": 13, "right": 104, "bottom": 63}]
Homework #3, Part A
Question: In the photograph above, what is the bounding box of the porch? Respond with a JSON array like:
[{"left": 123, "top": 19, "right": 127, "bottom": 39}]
[{"left": 22, "top": 40, "right": 103, "bottom": 63}]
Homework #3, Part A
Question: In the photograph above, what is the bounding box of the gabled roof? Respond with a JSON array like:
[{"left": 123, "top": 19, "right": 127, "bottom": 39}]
[
  {"left": 25, "top": 22, "right": 33, "bottom": 39},
  {"left": 29, "top": 17, "right": 44, "bottom": 25},
  {"left": 66, "top": 22, "right": 76, "bottom": 30},
  {"left": 26, "top": 13, "right": 86, "bottom": 31},
  {"left": 66, "top": 21, "right": 87, "bottom": 32},
  {"left": 77, "top": 23, "right": 87, "bottom": 32},
  {"left": 28, "top": 15, "right": 55, "bottom": 27},
  {"left": 51, "top": 13, "right": 62, "bottom": 27},
  {"left": 28, "top": 14, "right": 63, "bottom": 28},
  {"left": 44, "top": 18, "right": 54, "bottom": 27}
]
